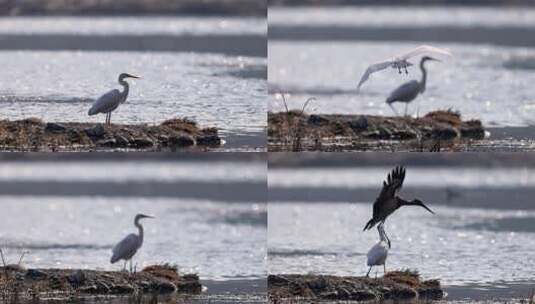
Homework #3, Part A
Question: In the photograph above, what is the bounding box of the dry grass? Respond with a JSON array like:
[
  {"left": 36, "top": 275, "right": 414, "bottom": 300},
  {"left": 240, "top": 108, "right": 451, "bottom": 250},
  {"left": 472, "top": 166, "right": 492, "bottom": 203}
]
[{"left": 274, "top": 93, "right": 316, "bottom": 152}]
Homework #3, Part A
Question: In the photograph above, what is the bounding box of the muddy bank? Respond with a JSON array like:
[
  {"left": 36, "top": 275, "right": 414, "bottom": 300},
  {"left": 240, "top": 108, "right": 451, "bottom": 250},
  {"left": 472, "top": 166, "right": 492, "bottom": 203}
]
[
  {"left": 0, "top": 118, "right": 221, "bottom": 151},
  {"left": 268, "top": 271, "right": 443, "bottom": 302},
  {"left": 0, "top": 264, "right": 201, "bottom": 301},
  {"left": 268, "top": 110, "right": 486, "bottom": 152}
]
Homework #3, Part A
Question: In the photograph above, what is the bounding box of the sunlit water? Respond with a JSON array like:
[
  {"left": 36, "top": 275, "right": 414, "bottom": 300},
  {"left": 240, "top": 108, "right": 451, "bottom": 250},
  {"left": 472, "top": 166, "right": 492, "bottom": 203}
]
[
  {"left": 270, "top": 6, "right": 535, "bottom": 28},
  {"left": 0, "top": 16, "right": 266, "bottom": 36},
  {"left": 0, "top": 51, "right": 266, "bottom": 136},
  {"left": 0, "top": 16, "right": 267, "bottom": 140},
  {"left": 268, "top": 166, "right": 535, "bottom": 288},
  {"left": 268, "top": 7, "right": 535, "bottom": 128},
  {"left": 0, "top": 160, "right": 267, "bottom": 282}
]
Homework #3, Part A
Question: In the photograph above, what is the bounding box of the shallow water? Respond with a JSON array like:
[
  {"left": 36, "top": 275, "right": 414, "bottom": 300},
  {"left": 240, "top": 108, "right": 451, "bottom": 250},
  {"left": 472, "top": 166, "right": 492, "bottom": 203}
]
[
  {"left": 0, "top": 16, "right": 267, "bottom": 145},
  {"left": 268, "top": 165, "right": 535, "bottom": 294},
  {"left": 0, "top": 159, "right": 267, "bottom": 282},
  {"left": 268, "top": 7, "right": 535, "bottom": 128},
  {"left": 0, "top": 16, "right": 266, "bottom": 36},
  {"left": 0, "top": 50, "right": 266, "bottom": 136},
  {"left": 270, "top": 6, "right": 535, "bottom": 28}
]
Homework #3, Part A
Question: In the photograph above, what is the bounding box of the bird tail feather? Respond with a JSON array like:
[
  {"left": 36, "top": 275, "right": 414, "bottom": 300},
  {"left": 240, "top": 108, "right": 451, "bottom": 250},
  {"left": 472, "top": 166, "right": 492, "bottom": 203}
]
[{"left": 363, "top": 218, "right": 376, "bottom": 231}]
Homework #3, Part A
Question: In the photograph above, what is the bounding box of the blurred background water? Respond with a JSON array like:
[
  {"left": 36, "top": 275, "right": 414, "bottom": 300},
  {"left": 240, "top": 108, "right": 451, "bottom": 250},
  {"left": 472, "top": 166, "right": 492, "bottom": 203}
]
[
  {"left": 268, "top": 6, "right": 535, "bottom": 129},
  {"left": 0, "top": 154, "right": 267, "bottom": 284},
  {"left": 268, "top": 153, "right": 535, "bottom": 301}
]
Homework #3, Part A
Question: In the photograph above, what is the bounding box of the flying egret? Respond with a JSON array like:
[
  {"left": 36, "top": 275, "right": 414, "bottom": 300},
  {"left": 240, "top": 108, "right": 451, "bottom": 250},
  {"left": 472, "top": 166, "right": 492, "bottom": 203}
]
[
  {"left": 366, "top": 223, "right": 390, "bottom": 277},
  {"left": 110, "top": 213, "right": 154, "bottom": 272},
  {"left": 88, "top": 73, "right": 140, "bottom": 125},
  {"left": 363, "top": 166, "right": 434, "bottom": 243},
  {"left": 356, "top": 45, "right": 451, "bottom": 92},
  {"left": 386, "top": 56, "right": 440, "bottom": 117}
]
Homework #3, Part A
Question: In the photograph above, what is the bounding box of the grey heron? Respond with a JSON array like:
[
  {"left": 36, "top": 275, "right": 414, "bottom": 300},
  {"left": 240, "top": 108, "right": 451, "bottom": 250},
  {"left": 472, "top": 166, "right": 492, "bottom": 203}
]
[
  {"left": 356, "top": 45, "right": 451, "bottom": 92},
  {"left": 110, "top": 213, "right": 154, "bottom": 272},
  {"left": 366, "top": 223, "right": 390, "bottom": 277},
  {"left": 88, "top": 73, "right": 140, "bottom": 125},
  {"left": 363, "top": 166, "right": 434, "bottom": 245},
  {"left": 386, "top": 56, "right": 440, "bottom": 117}
]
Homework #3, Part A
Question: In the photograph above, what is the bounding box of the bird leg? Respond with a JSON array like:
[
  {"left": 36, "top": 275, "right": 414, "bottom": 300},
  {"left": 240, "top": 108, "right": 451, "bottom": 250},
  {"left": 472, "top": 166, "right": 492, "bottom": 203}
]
[
  {"left": 388, "top": 104, "right": 399, "bottom": 116},
  {"left": 366, "top": 266, "right": 372, "bottom": 277},
  {"left": 122, "top": 260, "right": 127, "bottom": 272},
  {"left": 105, "top": 112, "right": 109, "bottom": 125},
  {"left": 397, "top": 67, "right": 402, "bottom": 74},
  {"left": 108, "top": 112, "right": 112, "bottom": 125},
  {"left": 404, "top": 103, "right": 409, "bottom": 117},
  {"left": 129, "top": 260, "right": 133, "bottom": 273},
  {"left": 384, "top": 263, "right": 387, "bottom": 276}
]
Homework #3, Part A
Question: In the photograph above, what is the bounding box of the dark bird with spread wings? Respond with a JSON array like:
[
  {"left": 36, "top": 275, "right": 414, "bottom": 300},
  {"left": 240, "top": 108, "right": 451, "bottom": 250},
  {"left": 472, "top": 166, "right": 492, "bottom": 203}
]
[{"left": 363, "top": 166, "right": 435, "bottom": 245}]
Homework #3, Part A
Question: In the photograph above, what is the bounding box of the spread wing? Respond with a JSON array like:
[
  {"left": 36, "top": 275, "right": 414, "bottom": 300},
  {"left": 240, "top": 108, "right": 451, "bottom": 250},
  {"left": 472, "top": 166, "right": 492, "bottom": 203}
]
[
  {"left": 357, "top": 61, "right": 393, "bottom": 91},
  {"left": 110, "top": 233, "right": 140, "bottom": 263},
  {"left": 88, "top": 89, "right": 121, "bottom": 115},
  {"left": 397, "top": 45, "right": 452, "bottom": 61},
  {"left": 376, "top": 166, "right": 406, "bottom": 201}
]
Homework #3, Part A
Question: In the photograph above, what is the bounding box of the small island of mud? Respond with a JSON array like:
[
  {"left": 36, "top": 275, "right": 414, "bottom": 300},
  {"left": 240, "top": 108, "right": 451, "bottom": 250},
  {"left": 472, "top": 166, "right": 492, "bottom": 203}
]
[
  {"left": 268, "top": 110, "right": 486, "bottom": 152},
  {"left": 0, "top": 118, "right": 221, "bottom": 152},
  {"left": 0, "top": 264, "right": 201, "bottom": 302},
  {"left": 268, "top": 270, "right": 443, "bottom": 303}
]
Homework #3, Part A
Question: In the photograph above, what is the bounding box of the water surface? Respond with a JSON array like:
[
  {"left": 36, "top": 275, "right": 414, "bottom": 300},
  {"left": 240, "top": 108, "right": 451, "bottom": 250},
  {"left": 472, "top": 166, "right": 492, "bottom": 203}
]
[
  {"left": 268, "top": 6, "right": 535, "bottom": 128},
  {"left": 268, "top": 165, "right": 535, "bottom": 300}
]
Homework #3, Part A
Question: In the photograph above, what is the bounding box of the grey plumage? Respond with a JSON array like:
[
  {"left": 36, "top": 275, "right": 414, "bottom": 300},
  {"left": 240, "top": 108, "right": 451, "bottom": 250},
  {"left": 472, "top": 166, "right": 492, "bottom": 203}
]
[
  {"left": 386, "top": 56, "right": 439, "bottom": 116},
  {"left": 110, "top": 213, "right": 154, "bottom": 272},
  {"left": 88, "top": 73, "right": 140, "bottom": 125}
]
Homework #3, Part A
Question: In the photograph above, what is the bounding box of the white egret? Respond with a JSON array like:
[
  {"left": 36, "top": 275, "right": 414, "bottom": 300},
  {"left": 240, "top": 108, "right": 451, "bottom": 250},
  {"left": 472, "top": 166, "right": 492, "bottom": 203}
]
[
  {"left": 366, "top": 223, "right": 390, "bottom": 277},
  {"left": 88, "top": 73, "right": 140, "bottom": 125},
  {"left": 386, "top": 56, "right": 439, "bottom": 116},
  {"left": 110, "top": 213, "right": 154, "bottom": 272},
  {"left": 356, "top": 45, "right": 451, "bottom": 92}
]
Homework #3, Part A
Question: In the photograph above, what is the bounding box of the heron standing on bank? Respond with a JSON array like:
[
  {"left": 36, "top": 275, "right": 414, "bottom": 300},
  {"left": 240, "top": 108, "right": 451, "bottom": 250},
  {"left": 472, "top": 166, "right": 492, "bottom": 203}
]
[
  {"left": 366, "top": 223, "right": 390, "bottom": 277},
  {"left": 385, "top": 56, "right": 440, "bottom": 117},
  {"left": 363, "top": 166, "right": 434, "bottom": 244},
  {"left": 110, "top": 213, "right": 154, "bottom": 272},
  {"left": 88, "top": 73, "right": 140, "bottom": 125}
]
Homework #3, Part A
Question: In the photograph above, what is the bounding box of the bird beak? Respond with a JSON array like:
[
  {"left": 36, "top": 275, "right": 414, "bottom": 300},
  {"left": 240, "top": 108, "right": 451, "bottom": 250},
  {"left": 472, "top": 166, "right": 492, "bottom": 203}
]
[
  {"left": 430, "top": 57, "right": 441, "bottom": 62},
  {"left": 126, "top": 74, "right": 141, "bottom": 79},
  {"left": 142, "top": 215, "right": 155, "bottom": 219},
  {"left": 418, "top": 202, "right": 435, "bottom": 214}
]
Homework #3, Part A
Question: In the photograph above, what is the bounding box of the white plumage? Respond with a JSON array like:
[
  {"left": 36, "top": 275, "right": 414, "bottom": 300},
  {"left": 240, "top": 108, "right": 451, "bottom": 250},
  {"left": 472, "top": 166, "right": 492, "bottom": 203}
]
[
  {"left": 356, "top": 45, "right": 452, "bottom": 92},
  {"left": 366, "top": 223, "right": 390, "bottom": 277}
]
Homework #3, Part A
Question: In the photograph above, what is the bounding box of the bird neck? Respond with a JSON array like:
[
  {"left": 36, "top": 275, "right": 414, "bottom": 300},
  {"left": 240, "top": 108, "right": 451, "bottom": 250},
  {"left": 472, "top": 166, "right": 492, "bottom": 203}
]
[
  {"left": 119, "top": 79, "right": 130, "bottom": 102},
  {"left": 135, "top": 219, "right": 144, "bottom": 244},
  {"left": 419, "top": 60, "right": 427, "bottom": 93},
  {"left": 396, "top": 197, "right": 410, "bottom": 207}
]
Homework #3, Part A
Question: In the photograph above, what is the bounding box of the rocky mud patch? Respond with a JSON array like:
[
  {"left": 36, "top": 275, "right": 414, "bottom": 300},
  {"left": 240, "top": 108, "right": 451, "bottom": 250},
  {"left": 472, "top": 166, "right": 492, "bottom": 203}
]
[
  {"left": 268, "top": 110, "right": 486, "bottom": 152},
  {"left": 0, "top": 264, "right": 201, "bottom": 302},
  {"left": 268, "top": 270, "right": 443, "bottom": 303},
  {"left": 0, "top": 118, "right": 221, "bottom": 151}
]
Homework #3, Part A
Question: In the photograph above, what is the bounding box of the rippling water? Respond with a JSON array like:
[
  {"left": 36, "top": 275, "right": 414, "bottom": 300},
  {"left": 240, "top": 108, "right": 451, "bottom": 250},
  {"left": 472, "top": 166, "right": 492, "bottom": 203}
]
[
  {"left": 268, "top": 7, "right": 535, "bottom": 128},
  {"left": 268, "top": 166, "right": 535, "bottom": 289},
  {"left": 0, "top": 16, "right": 267, "bottom": 143},
  {"left": 0, "top": 16, "right": 266, "bottom": 36},
  {"left": 0, "top": 51, "right": 266, "bottom": 135},
  {"left": 0, "top": 159, "right": 267, "bottom": 282}
]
